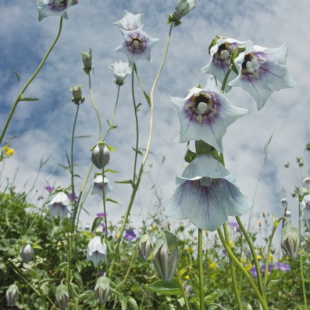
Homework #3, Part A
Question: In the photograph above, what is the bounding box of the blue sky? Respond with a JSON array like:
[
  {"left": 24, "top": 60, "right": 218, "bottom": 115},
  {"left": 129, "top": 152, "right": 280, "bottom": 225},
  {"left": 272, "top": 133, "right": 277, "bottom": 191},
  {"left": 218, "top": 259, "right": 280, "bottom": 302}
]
[{"left": 0, "top": 0, "right": 310, "bottom": 238}]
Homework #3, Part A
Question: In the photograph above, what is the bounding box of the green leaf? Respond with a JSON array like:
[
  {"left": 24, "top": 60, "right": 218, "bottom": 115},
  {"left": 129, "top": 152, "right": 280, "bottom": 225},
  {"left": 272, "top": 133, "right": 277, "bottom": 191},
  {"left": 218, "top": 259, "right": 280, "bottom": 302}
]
[
  {"left": 127, "top": 296, "right": 138, "bottom": 310},
  {"left": 144, "top": 278, "right": 181, "bottom": 295},
  {"left": 91, "top": 217, "right": 103, "bottom": 232},
  {"left": 114, "top": 179, "right": 133, "bottom": 185},
  {"left": 19, "top": 97, "right": 39, "bottom": 102},
  {"left": 105, "top": 169, "right": 120, "bottom": 174},
  {"left": 74, "top": 135, "right": 92, "bottom": 139},
  {"left": 132, "top": 147, "right": 143, "bottom": 156},
  {"left": 121, "top": 296, "right": 127, "bottom": 310},
  {"left": 106, "top": 197, "right": 121, "bottom": 205}
]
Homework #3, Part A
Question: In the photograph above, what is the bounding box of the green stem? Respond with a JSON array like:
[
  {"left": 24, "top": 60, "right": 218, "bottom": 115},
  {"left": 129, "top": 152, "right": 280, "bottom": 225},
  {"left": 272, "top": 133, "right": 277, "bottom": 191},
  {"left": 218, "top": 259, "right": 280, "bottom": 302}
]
[
  {"left": 220, "top": 65, "right": 232, "bottom": 94},
  {"left": 0, "top": 17, "right": 63, "bottom": 144},
  {"left": 198, "top": 228, "right": 204, "bottom": 310},
  {"left": 176, "top": 268, "right": 190, "bottom": 310},
  {"left": 101, "top": 168, "right": 108, "bottom": 272},
  {"left": 117, "top": 248, "right": 137, "bottom": 289},
  {"left": 217, "top": 228, "right": 269, "bottom": 310},
  {"left": 223, "top": 223, "right": 242, "bottom": 310}
]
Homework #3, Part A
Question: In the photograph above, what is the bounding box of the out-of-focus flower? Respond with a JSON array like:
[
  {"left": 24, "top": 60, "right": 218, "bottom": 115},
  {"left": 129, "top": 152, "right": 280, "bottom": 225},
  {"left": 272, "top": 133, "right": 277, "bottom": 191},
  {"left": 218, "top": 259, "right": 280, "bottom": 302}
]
[
  {"left": 171, "top": 76, "right": 247, "bottom": 152},
  {"left": 229, "top": 41, "right": 297, "bottom": 110},
  {"left": 33, "top": 0, "right": 77, "bottom": 22},
  {"left": 261, "top": 264, "right": 274, "bottom": 273},
  {"left": 114, "top": 11, "right": 143, "bottom": 30},
  {"left": 96, "top": 212, "right": 106, "bottom": 218},
  {"left": 20, "top": 243, "right": 34, "bottom": 263},
  {"left": 284, "top": 162, "right": 289, "bottom": 168},
  {"left": 81, "top": 48, "right": 92, "bottom": 75},
  {"left": 70, "top": 85, "right": 85, "bottom": 105},
  {"left": 168, "top": 0, "right": 197, "bottom": 26},
  {"left": 109, "top": 60, "right": 131, "bottom": 86},
  {"left": 44, "top": 185, "right": 54, "bottom": 193},
  {"left": 94, "top": 276, "right": 110, "bottom": 304},
  {"left": 55, "top": 284, "right": 69, "bottom": 310},
  {"left": 91, "top": 142, "right": 110, "bottom": 169},
  {"left": 281, "top": 224, "right": 300, "bottom": 260},
  {"left": 124, "top": 229, "right": 137, "bottom": 241},
  {"left": 91, "top": 175, "right": 113, "bottom": 198},
  {"left": 47, "top": 192, "right": 70, "bottom": 219},
  {"left": 115, "top": 26, "right": 159, "bottom": 65},
  {"left": 275, "top": 262, "right": 291, "bottom": 271},
  {"left": 209, "top": 262, "right": 217, "bottom": 269},
  {"left": 6, "top": 284, "right": 19, "bottom": 307},
  {"left": 250, "top": 266, "right": 257, "bottom": 277},
  {"left": 301, "top": 195, "right": 310, "bottom": 224},
  {"left": 202, "top": 37, "right": 250, "bottom": 92},
  {"left": 68, "top": 193, "right": 78, "bottom": 202},
  {"left": 86, "top": 236, "right": 107, "bottom": 267},
  {"left": 281, "top": 197, "right": 288, "bottom": 209},
  {"left": 139, "top": 234, "right": 152, "bottom": 260},
  {"left": 165, "top": 154, "right": 252, "bottom": 231}
]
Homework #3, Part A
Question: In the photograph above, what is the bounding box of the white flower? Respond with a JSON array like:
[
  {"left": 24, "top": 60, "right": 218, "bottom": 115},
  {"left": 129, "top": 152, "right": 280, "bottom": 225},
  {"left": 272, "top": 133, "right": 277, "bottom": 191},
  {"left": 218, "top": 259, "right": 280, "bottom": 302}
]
[
  {"left": 115, "top": 26, "right": 159, "bottom": 65},
  {"left": 109, "top": 60, "right": 131, "bottom": 86},
  {"left": 172, "top": 0, "right": 197, "bottom": 20},
  {"left": 20, "top": 244, "right": 34, "bottom": 263},
  {"left": 114, "top": 11, "right": 143, "bottom": 31},
  {"left": 47, "top": 192, "right": 70, "bottom": 219},
  {"left": 91, "top": 175, "right": 113, "bottom": 198},
  {"left": 229, "top": 42, "right": 297, "bottom": 110},
  {"left": 86, "top": 236, "right": 107, "bottom": 267}
]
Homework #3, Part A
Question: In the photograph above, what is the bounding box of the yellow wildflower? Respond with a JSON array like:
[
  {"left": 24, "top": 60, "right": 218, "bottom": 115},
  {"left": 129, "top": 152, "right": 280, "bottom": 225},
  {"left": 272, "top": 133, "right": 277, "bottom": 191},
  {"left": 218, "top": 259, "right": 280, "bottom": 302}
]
[
  {"left": 209, "top": 262, "right": 217, "bottom": 270},
  {"left": 246, "top": 264, "right": 253, "bottom": 271},
  {"left": 240, "top": 258, "right": 246, "bottom": 264},
  {"left": 257, "top": 255, "right": 262, "bottom": 260},
  {"left": 184, "top": 275, "right": 190, "bottom": 280},
  {"left": 6, "top": 149, "right": 15, "bottom": 156},
  {"left": 229, "top": 241, "right": 234, "bottom": 248},
  {"left": 151, "top": 226, "right": 157, "bottom": 233},
  {"left": 2, "top": 145, "right": 9, "bottom": 152},
  {"left": 269, "top": 255, "right": 274, "bottom": 262}
]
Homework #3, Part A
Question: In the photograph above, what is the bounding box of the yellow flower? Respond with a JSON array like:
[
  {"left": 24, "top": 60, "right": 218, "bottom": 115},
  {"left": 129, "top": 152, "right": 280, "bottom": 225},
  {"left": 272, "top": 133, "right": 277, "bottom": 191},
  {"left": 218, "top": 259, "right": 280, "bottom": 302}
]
[
  {"left": 2, "top": 145, "right": 9, "bottom": 152},
  {"left": 240, "top": 258, "right": 246, "bottom": 264},
  {"left": 184, "top": 275, "right": 190, "bottom": 280},
  {"left": 151, "top": 226, "right": 157, "bottom": 233},
  {"left": 6, "top": 149, "right": 15, "bottom": 156},
  {"left": 229, "top": 241, "right": 234, "bottom": 248},
  {"left": 246, "top": 264, "right": 253, "bottom": 271},
  {"left": 209, "top": 262, "right": 217, "bottom": 270},
  {"left": 269, "top": 255, "right": 274, "bottom": 262},
  {"left": 257, "top": 255, "right": 262, "bottom": 260},
  {"left": 187, "top": 247, "right": 194, "bottom": 254}
]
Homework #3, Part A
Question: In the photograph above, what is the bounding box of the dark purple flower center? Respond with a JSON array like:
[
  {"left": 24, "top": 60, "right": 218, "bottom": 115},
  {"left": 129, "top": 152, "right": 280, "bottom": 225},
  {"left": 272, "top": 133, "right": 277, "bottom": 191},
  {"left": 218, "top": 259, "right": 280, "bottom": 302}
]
[
  {"left": 48, "top": 0, "right": 68, "bottom": 12},
  {"left": 126, "top": 34, "right": 146, "bottom": 54}
]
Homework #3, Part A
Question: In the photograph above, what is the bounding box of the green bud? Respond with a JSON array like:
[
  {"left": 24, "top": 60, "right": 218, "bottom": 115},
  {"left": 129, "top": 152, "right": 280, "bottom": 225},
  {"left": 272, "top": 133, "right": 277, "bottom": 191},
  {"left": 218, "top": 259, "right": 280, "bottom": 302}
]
[
  {"left": 94, "top": 276, "right": 110, "bottom": 305},
  {"left": 81, "top": 48, "right": 92, "bottom": 75},
  {"left": 139, "top": 234, "right": 152, "bottom": 261},
  {"left": 6, "top": 284, "right": 19, "bottom": 307},
  {"left": 281, "top": 225, "right": 300, "bottom": 260},
  {"left": 91, "top": 142, "right": 110, "bottom": 169},
  {"left": 55, "top": 284, "right": 69, "bottom": 310},
  {"left": 70, "top": 85, "right": 85, "bottom": 105},
  {"left": 20, "top": 243, "right": 34, "bottom": 263}
]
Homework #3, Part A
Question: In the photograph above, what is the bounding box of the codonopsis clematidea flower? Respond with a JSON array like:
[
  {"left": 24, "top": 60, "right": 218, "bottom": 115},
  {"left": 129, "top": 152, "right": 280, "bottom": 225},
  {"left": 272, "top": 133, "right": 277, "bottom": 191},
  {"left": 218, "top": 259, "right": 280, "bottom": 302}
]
[
  {"left": 114, "top": 11, "right": 144, "bottom": 30},
  {"left": 201, "top": 37, "right": 251, "bottom": 92},
  {"left": 47, "top": 192, "right": 70, "bottom": 219},
  {"left": 86, "top": 236, "right": 107, "bottom": 267},
  {"left": 33, "top": 0, "right": 77, "bottom": 21},
  {"left": 91, "top": 175, "right": 113, "bottom": 198},
  {"left": 109, "top": 60, "right": 131, "bottom": 86},
  {"left": 301, "top": 195, "right": 310, "bottom": 226},
  {"left": 229, "top": 41, "right": 297, "bottom": 110},
  {"left": 171, "top": 76, "right": 247, "bottom": 152},
  {"left": 165, "top": 154, "right": 252, "bottom": 231},
  {"left": 115, "top": 26, "right": 159, "bottom": 65}
]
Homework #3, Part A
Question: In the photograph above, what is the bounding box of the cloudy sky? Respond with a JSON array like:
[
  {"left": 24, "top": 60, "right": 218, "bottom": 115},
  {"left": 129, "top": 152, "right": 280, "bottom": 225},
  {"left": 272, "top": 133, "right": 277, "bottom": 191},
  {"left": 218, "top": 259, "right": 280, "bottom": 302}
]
[{"left": 0, "top": 0, "right": 309, "bottom": 241}]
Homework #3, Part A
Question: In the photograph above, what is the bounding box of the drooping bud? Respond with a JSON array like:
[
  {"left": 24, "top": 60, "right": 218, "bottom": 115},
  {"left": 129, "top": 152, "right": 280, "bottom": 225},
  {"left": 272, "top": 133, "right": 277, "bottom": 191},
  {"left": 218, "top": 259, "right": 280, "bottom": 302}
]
[
  {"left": 94, "top": 276, "right": 110, "bottom": 305},
  {"left": 284, "top": 161, "right": 289, "bottom": 168},
  {"left": 281, "top": 225, "right": 300, "bottom": 260},
  {"left": 20, "top": 243, "right": 34, "bottom": 263},
  {"left": 6, "top": 284, "right": 19, "bottom": 307},
  {"left": 55, "top": 284, "right": 70, "bottom": 310},
  {"left": 280, "top": 197, "right": 287, "bottom": 209},
  {"left": 70, "top": 85, "right": 85, "bottom": 105},
  {"left": 139, "top": 234, "right": 152, "bottom": 260},
  {"left": 153, "top": 230, "right": 179, "bottom": 282},
  {"left": 306, "top": 143, "right": 310, "bottom": 151},
  {"left": 168, "top": 0, "right": 197, "bottom": 26},
  {"left": 81, "top": 48, "right": 92, "bottom": 75},
  {"left": 91, "top": 142, "right": 110, "bottom": 169},
  {"left": 285, "top": 209, "right": 291, "bottom": 220}
]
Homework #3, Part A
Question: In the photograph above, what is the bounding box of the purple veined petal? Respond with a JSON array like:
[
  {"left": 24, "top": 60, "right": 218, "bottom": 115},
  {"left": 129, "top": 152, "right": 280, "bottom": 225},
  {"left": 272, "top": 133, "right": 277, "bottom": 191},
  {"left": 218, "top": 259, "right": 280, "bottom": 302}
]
[
  {"left": 172, "top": 76, "right": 247, "bottom": 152},
  {"left": 91, "top": 175, "right": 113, "bottom": 198},
  {"left": 114, "top": 10, "right": 144, "bottom": 30},
  {"left": 124, "top": 229, "right": 137, "bottom": 241},
  {"left": 275, "top": 262, "right": 291, "bottom": 271}
]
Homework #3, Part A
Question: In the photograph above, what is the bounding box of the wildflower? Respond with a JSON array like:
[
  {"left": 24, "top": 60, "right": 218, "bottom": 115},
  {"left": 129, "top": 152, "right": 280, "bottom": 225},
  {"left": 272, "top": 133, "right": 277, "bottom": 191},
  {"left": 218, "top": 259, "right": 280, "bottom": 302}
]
[
  {"left": 257, "top": 255, "right": 262, "bottom": 260},
  {"left": 250, "top": 266, "right": 257, "bottom": 277},
  {"left": 261, "top": 264, "right": 274, "bottom": 273},
  {"left": 94, "top": 276, "right": 110, "bottom": 304},
  {"left": 68, "top": 192, "right": 78, "bottom": 202},
  {"left": 86, "top": 236, "right": 107, "bottom": 267},
  {"left": 281, "top": 225, "right": 300, "bottom": 259},
  {"left": 115, "top": 26, "right": 159, "bottom": 65},
  {"left": 228, "top": 222, "right": 239, "bottom": 229},
  {"left": 229, "top": 41, "right": 297, "bottom": 110},
  {"left": 109, "top": 60, "right": 131, "bottom": 86},
  {"left": 275, "top": 262, "right": 291, "bottom": 271},
  {"left": 168, "top": 0, "right": 197, "bottom": 25},
  {"left": 55, "top": 284, "right": 69, "bottom": 310},
  {"left": 70, "top": 85, "right": 85, "bottom": 105},
  {"left": 171, "top": 76, "right": 247, "bottom": 152},
  {"left": 6, "top": 284, "right": 19, "bottom": 307},
  {"left": 20, "top": 243, "right": 34, "bottom": 263},
  {"left": 165, "top": 154, "right": 252, "bottom": 231},
  {"left": 301, "top": 195, "right": 310, "bottom": 224},
  {"left": 47, "top": 192, "right": 70, "bottom": 219},
  {"left": 81, "top": 48, "right": 92, "bottom": 75},
  {"left": 96, "top": 213, "right": 106, "bottom": 218},
  {"left": 202, "top": 37, "right": 250, "bottom": 92},
  {"left": 33, "top": 0, "right": 77, "bottom": 22},
  {"left": 91, "top": 142, "right": 110, "bottom": 169},
  {"left": 124, "top": 229, "right": 137, "bottom": 241},
  {"left": 209, "top": 262, "right": 217, "bottom": 269},
  {"left": 246, "top": 263, "right": 253, "bottom": 271},
  {"left": 5, "top": 148, "right": 14, "bottom": 157},
  {"left": 139, "top": 234, "right": 152, "bottom": 260},
  {"left": 153, "top": 231, "right": 179, "bottom": 282},
  {"left": 91, "top": 175, "right": 113, "bottom": 198},
  {"left": 281, "top": 197, "right": 288, "bottom": 209},
  {"left": 44, "top": 185, "right": 54, "bottom": 193},
  {"left": 114, "top": 11, "right": 143, "bottom": 31}
]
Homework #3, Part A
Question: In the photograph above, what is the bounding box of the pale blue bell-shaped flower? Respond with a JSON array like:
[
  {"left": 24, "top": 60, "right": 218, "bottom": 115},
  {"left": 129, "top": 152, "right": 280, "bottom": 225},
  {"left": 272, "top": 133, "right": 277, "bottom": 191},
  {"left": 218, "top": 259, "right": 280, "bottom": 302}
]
[
  {"left": 86, "top": 236, "right": 107, "bottom": 267},
  {"left": 114, "top": 10, "right": 144, "bottom": 31},
  {"left": 47, "top": 192, "right": 70, "bottom": 219}
]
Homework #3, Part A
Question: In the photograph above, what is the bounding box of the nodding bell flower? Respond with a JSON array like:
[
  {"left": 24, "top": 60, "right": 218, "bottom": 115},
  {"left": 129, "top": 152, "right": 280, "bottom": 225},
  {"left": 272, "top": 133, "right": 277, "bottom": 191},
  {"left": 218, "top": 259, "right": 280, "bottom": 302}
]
[
  {"left": 55, "top": 284, "right": 69, "bottom": 310},
  {"left": 47, "top": 191, "right": 70, "bottom": 220},
  {"left": 171, "top": 76, "right": 247, "bottom": 152},
  {"left": 229, "top": 41, "right": 297, "bottom": 110},
  {"left": 301, "top": 195, "right": 310, "bottom": 226},
  {"left": 91, "top": 142, "right": 110, "bottom": 169},
  {"left": 109, "top": 60, "right": 131, "bottom": 86},
  {"left": 115, "top": 26, "right": 159, "bottom": 65},
  {"left": 280, "top": 197, "right": 288, "bottom": 209},
  {"left": 20, "top": 243, "right": 34, "bottom": 263},
  {"left": 168, "top": 0, "right": 197, "bottom": 26},
  {"left": 33, "top": 0, "right": 77, "bottom": 22},
  {"left": 114, "top": 11, "right": 144, "bottom": 31},
  {"left": 153, "top": 231, "right": 179, "bottom": 282},
  {"left": 139, "top": 234, "right": 152, "bottom": 260},
  {"left": 81, "top": 49, "right": 92, "bottom": 75},
  {"left": 281, "top": 225, "right": 300, "bottom": 260},
  {"left": 94, "top": 276, "right": 110, "bottom": 305},
  {"left": 70, "top": 85, "right": 85, "bottom": 105},
  {"left": 86, "top": 236, "right": 107, "bottom": 267},
  {"left": 6, "top": 284, "right": 19, "bottom": 307},
  {"left": 91, "top": 174, "right": 113, "bottom": 198}
]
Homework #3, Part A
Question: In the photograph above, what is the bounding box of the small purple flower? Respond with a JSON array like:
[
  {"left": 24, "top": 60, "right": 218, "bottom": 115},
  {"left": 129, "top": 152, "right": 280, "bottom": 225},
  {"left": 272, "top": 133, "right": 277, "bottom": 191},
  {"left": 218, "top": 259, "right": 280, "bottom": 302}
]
[
  {"left": 68, "top": 193, "right": 78, "bottom": 202},
  {"left": 96, "top": 213, "right": 106, "bottom": 218},
  {"left": 124, "top": 229, "right": 137, "bottom": 241},
  {"left": 275, "top": 262, "right": 291, "bottom": 271},
  {"left": 250, "top": 267, "right": 257, "bottom": 277},
  {"left": 47, "top": 192, "right": 70, "bottom": 219},
  {"left": 222, "top": 249, "right": 227, "bottom": 256},
  {"left": 228, "top": 222, "right": 239, "bottom": 229},
  {"left": 44, "top": 186, "right": 54, "bottom": 193},
  {"left": 261, "top": 264, "right": 274, "bottom": 273}
]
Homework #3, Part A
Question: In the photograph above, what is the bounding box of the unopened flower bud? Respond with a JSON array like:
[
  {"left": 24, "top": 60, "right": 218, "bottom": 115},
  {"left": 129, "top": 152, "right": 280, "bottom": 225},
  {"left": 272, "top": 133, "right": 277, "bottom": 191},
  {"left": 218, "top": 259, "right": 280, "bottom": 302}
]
[
  {"left": 306, "top": 143, "right": 310, "bottom": 151},
  {"left": 94, "top": 276, "right": 110, "bottom": 304},
  {"left": 280, "top": 197, "right": 287, "bottom": 209},
  {"left": 281, "top": 225, "right": 300, "bottom": 260},
  {"left": 169, "top": 0, "right": 197, "bottom": 26},
  {"left": 91, "top": 142, "right": 110, "bottom": 169},
  {"left": 153, "top": 230, "right": 179, "bottom": 282},
  {"left": 139, "top": 234, "right": 152, "bottom": 260},
  {"left": 56, "top": 284, "right": 70, "bottom": 310},
  {"left": 296, "top": 157, "right": 304, "bottom": 167},
  {"left": 285, "top": 209, "right": 291, "bottom": 219},
  {"left": 6, "top": 284, "right": 19, "bottom": 307},
  {"left": 20, "top": 243, "right": 34, "bottom": 263},
  {"left": 70, "top": 85, "right": 85, "bottom": 104},
  {"left": 284, "top": 161, "right": 289, "bottom": 168},
  {"left": 81, "top": 49, "right": 92, "bottom": 75}
]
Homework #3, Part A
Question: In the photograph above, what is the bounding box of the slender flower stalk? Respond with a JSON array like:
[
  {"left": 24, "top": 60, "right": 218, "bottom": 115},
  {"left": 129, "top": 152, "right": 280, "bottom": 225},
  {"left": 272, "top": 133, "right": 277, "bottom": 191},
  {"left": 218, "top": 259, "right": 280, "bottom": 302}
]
[
  {"left": 198, "top": 228, "right": 204, "bottom": 310},
  {"left": 0, "top": 17, "right": 63, "bottom": 145},
  {"left": 176, "top": 268, "right": 190, "bottom": 310}
]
